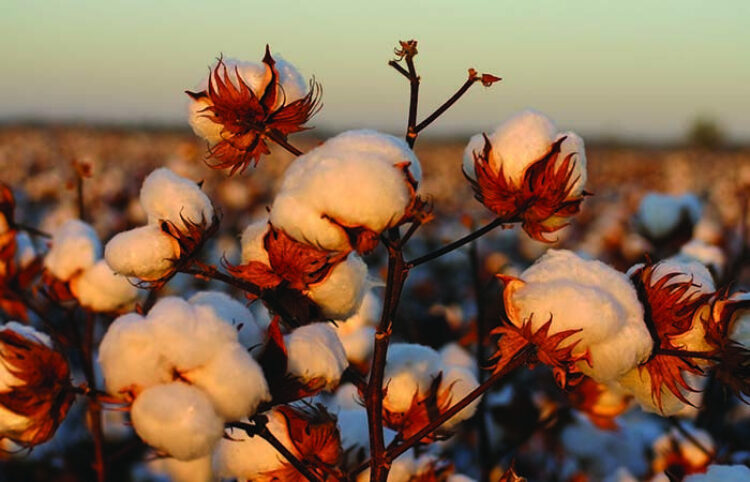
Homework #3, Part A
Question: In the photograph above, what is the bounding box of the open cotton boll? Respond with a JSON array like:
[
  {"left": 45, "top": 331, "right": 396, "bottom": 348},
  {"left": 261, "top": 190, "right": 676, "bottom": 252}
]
[
  {"left": 183, "top": 344, "right": 270, "bottom": 421},
  {"left": 270, "top": 192, "right": 352, "bottom": 252},
  {"left": 188, "top": 291, "right": 264, "bottom": 350},
  {"left": 285, "top": 323, "right": 348, "bottom": 390},
  {"left": 43, "top": 219, "right": 101, "bottom": 281},
  {"left": 131, "top": 382, "right": 224, "bottom": 461},
  {"left": 319, "top": 129, "right": 422, "bottom": 183},
  {"left": 98, "top": 313, "right": 172, "bottom": 397},
  {"left": 333, "top": 289, "right": 381, "bottom": 364},
  {"left": 439, "top": 343, "right": 477, "bottom": 377},
  {"left": 439, "top": 367, "right": 481, "bottom": 430},
  {"left": 557, "top": 131, "right": 588, "bottom": 195},
  {"left": 383, "top": 343, "right": 444, "bottom": 413},
  {"left": 240, "top": 219, "right": 271, "bottom": 265},
  {"left": 212, "top": 410, "right": 294, "bottom": 479},
  {"left": 684, "top": 465, "right": 750, "bottom": 481},
  {"left": 308, "top": 253, "right": 368, "bottom": 320},
  {"left": 70, "top": 260, "right": 138, "bottom": 312},
  {"left": 615, "top": 367, "right": 704, "bottom": 416},
  {"left": 140, "top": 168, "right": 214, "bottom": 229},
  {"left": 148, "top": 297, "right": 239, "bottom": 371},
  {"left": 188, "top": 97, "right": 224, "bottom": 147},
  {"left": 510, "top": 250, "right": 652, "bottom": 382},
  {"left": 636, "top": 193, "right": 702, "bottom": 240},
  {"left": 104, "top": 224, "right": 179, "bottom": 281},
  {"left": 677, "top": 239, "right": 726, "bottom": 278}
]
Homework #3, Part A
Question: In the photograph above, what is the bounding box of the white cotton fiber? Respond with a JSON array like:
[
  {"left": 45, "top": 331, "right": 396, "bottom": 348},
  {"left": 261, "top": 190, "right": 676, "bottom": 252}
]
[
  {"left": 145, "top": 454, "right": 213, "bottom": 482},
  {"left": 636, "top": 193, "right": 702, "bottom": 240},
  {"left": 188, "top": 291, "right": 264, "bottom": 350},
  {"left": 148, "top": 297, "right": 238, "bottom": 371},
  {"left": 184, "top": 344, "right": 270, "bottom": 421},
  {"left": 140, "top": 168, "right": 214, "bottom": 229},
  {"left": 43, "top": 219, "right": 101, "bottom": 281},
  {"left": 333, "top": 289, "right": 381, "bottom": 364},
  {"left": 308, "top": 253, "right": 368, "bottom": 320},
  {"left": 212, "top": 409, "right": 294, "bottom": 479},
  {"left": 511, "top": 250, "right": 652, "bottom": 382},
  {"left": 70, "top": 260, "right": 138, "bottom": 312},
  {"left": 104, "top": 224, "right": 179, "bottom": 281},
  {"left": 131, "top": 382, "right": 224, "bottom": 461},
  {"left": 439, "top": 366, "right": 481, "bottom": 430},
  {"left": 615, "top": 367, "right": 704, "bottom": 416},
  {"left": 239, "top": 219, "right": 271, "bottom": 265},
  {"left": 383, "top": 343, "right": 444, "bottom": 413},
  {"left": 684, "top": 465, "right": 750, "bottom": 481},
  {"left": 285, "top": 323, "right": 348, "bottom": 389},
  {"left": 439, "top": 343, "right": 477, "bottom": 377},
  {"left": 98, "top": 313, "right": 172, "bottom": 397}
]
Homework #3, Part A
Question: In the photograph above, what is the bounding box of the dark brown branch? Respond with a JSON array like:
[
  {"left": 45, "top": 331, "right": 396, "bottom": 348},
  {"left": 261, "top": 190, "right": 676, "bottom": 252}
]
[
  {"left": 414, "top": 76, "right": 479, "bottom": 134},
  {"left": 266, "top": 130, "right": 304, "bottom": 156},
  {"left": 404, "top": 53, "right": 420, "bottom": 148},
  {"left": 654, "top": 347, "right": 721, "bottom": 363},
  {"left": 388, "top": 60, "right": 410, "bottom": 79},
  {"left": 407, "top": 216, "right": 519, "bottom": 268}
]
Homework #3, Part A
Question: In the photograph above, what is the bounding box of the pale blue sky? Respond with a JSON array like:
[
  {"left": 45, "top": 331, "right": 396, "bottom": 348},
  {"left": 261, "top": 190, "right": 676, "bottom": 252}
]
[{"left": 1, "top": 0, "right": 748, "bottom": 141}]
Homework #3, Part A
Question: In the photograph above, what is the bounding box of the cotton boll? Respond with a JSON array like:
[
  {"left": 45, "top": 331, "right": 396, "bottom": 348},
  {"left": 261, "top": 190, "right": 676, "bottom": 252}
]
[
  {"left": 212, "top": 410, "right": 293, "bottom": 479},
  {"left": 636, "top": 193, "right": 702, "bottom": 241},
  {"left": 98, "top": 313, "right": 172, "bottom": 396},
  {"left": 676, "top": 239, "right": 726, "bottom": 280},
  {"left": 104, "top": 225, "right": 179, "bottom": 281},
  {"left": 270, "top": 192, "right": 351, "bottom": 252},
  {"left": 240, "top": 219, "right": 271, "bottom": 265},
  {"left": 616, "top": 367, "right": 704, "bottom": 416},
  {"left": 70, "top": 260, "right": 138, "bottom": 312},
  {"left": 183, "top": 344, "right": 270, "bottom": 421},
  {"left": 145, "top": 454, "right": 213, "bottom": 482},
  {"left": 461, "top": 133, "right": 485, "bottom": 180},
  {"left": 189, "top": 291, "right": 264, "bottom": 350},
  {"left": 557, "top": 131, "right": 588, "bottom": 196},
  {"left": 285, "top": 323, "right": 348, "bottom": 389},
  {"left": 510, "top": 250, "right": 652, "bottom": 382},
  {"left": 43, "top": 219, "right": 101, "bottom": 281},
  {"left": 333, "top": 289, "right": 381, "bottom": 364},
  {"left": 320, "top": 129, "right": 422, "bottom": 183},
  {"left": 308, "top": 253, "right": 368, "bottom": 320},
  {"left": 684, "top": 465, "right": 750, "bottom": 481},
  {"left": 440, "top": 367, "right": 481, "bottom": 430},
  {"left": 275, "top": 57, "right": 308, "bottom": 106},
  {"left": 332, "top": 383, "right": 363, "bottom": 411},
  {"left": 383, "top": 343, "right": 444, "bottom": 413},
  {"left": 140, "top": 168, "right": 214, "bottom": 229},
  {"left": 439, "top": 343, "right": 477, "bottom": 377},
  {"left": 131, "top": 382, "right": 224, "bottom": 461},
  {"left": 336, "top": 325, "right": 375, "bottom": 365},
  {"left": 148, "top": 297, "right": 238, "bottom": 371},
  {"left": 188, "top": 97, "right": 224, "bottom": 147}
]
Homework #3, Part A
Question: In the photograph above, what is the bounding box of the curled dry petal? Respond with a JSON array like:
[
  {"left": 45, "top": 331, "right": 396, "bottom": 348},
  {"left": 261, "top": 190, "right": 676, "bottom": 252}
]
[
  {"left": 187, "top": 46, "right": 322, "bottom": 175},
  {"left": 465, "top": 135, "right": 587, "bottom": 242},
  {"left": 0, "top": 329, "right": 74, "bottom": 447}
]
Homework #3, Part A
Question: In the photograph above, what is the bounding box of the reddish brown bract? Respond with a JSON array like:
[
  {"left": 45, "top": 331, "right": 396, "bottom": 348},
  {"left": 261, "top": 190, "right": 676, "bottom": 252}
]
[
  {"left": 187, "top": 46, "right": 321, "bottom": 175},
  {"left": 465, "top": 135, "right": 586, "bottom": 242},
  {"left": 0, "top": 329, "right": 74, "bottom": 447}
]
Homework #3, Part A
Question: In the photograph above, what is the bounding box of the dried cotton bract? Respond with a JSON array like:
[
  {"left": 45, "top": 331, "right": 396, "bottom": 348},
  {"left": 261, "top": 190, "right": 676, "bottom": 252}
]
[{"left": 463, "top": 110, "right": 588, "bottom": 241}]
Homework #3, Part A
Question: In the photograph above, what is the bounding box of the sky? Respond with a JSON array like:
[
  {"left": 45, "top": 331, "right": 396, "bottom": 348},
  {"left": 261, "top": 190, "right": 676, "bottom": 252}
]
[{"left": 1, "top": 0, "right": 749, "bottom": 141}]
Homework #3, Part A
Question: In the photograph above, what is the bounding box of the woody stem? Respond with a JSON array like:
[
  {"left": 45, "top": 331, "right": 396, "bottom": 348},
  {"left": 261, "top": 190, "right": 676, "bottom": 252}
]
[
  {"left": 404, "top": 54, "right": 420, "bottom": 148},
  {"left": 366, "top": 228, "right": 408, "bottom": 482},
  {"left": 79, "top": 312, "right": 106, "bottom": 482},
  {"left": 407, "top": 215, "right": 520, "bottom": 268},
  {"left": 266, "top": 130, "right": 304, "bottom": 156},
  {"left": 413, "top": 76, "right": 480, "bottom": 134}
]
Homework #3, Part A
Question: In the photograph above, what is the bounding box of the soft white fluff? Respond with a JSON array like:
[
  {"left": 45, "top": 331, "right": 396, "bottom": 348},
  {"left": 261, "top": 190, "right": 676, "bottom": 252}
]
[
  {"left": 239, "top": 219, "right": 271, "bottom": 265},
  {"left": 188, "top": 291, "right": 264, "bottom": 351},
  {"left": 615, "top": 368, "right": 704, "bottom": 416},
  {"left": 140, "top": 168, "right": 213, "bottom": 229},
  {"left": 440, "top": 367, "right": 481, "bottom": 430},
  {"left": 684, "top": 465, "right": 750, "bottom": 481},
  {"left": 636, "top": 193, "right": 702, "bottom": 240},
  {"left": 148, "top": 297, "right": 239, "bottom": 371},
  {"left": 212, "top": 410, "right": 295, "bottom": 479},
  {"left": 462, "top": 110, "right": 587, "bottom": 195},
  {"left": 308, "top": 253, "right": 368, "bottom": 320},
  {"left": 270, "top": 130, "right": 421, "bottom": 252},
  {"left": 104, "top": 224, "right": 179, "bottom": 281},
  {"left": 510, "top": 250, "right": 652, "bottom": 382},
  {"left": 285, "top": 323, "right": 348, "bottom": 389},
  {"left": 43, "top": 219, "right": 101, "bottom": 281},
  {"left": 677, "top": 239, "right": 726, "bottom": 278},
  {"left": 439, "top": 343, "right": 477, "bottom": 377},
  {"left": 70, "top": 260, "right": 138, "bottom": 312},
  {"left": 131, "top": 382, "right": 224, "bottom": 461},
  {"left": 98, "top": 313, "right": 173, "bottom": 396},
  {"left": 145, "top": 454, "right": 213, "bottom": 482},
  {"left": 382, "top": 343, "right": 444, "bottom": 413},
  {"left": 183, "top": 343, "right": 270, "bottom": 420}
]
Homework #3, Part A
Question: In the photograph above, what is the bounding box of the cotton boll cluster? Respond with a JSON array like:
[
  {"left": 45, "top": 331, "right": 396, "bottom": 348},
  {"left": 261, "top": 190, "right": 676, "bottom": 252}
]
[
  {"left": 99, "top": 296, "right": 270, "bottom": 460},
  {"left": 285, "top": 323, "right": 348, "bottom": 390},
  {"left": 270, "top": 130, "right": 421, "bottom": 253},
  {"left": 506, "top": 250, "right": 652, "bottom": 383},
  {"left": 43, "top": 220, "right": 137, "bottom": 312},
  {"left": 332, "top": 289, "right": 382, "bottom": 365},
  {"left": 105, "top": 167, "right": 214, "bottom": 282},
  {"left": 636, "top": 192, "right": 702, "bottom": 242},
  {"left": 382, "top": 343, "right": 481, "bottom": 435}
]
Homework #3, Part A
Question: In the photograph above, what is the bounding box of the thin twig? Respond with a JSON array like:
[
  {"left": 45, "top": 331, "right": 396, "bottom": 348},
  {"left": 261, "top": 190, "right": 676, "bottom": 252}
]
[
  {"left": 407, "top": 216, "right": 519, "bottom": 268},
  {"left": 15, "top": 223, "right": 51, "bottom": 238},
  {"left": 414, "top": 76, "right": 479, "bottom": 134},
  {"left": 388, "top": 60, "right": 410, "bottom": 79},
  {"left": 404, "top": 53, "right": 420, "bottom": 148},
  {"left": 266, "top": 130, "right": 304, "bottom": 156}
]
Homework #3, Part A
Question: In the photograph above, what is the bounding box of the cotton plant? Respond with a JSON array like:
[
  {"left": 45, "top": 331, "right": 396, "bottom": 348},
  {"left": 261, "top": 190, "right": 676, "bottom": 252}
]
[{"left": 1, "top": 39, "right": 750, "bottom": 482}]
